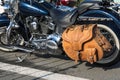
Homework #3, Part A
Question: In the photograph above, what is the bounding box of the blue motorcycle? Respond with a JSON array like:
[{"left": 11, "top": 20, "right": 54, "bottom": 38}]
[{"left": 0, "top": 0, "right": 120, "bottom": 66}]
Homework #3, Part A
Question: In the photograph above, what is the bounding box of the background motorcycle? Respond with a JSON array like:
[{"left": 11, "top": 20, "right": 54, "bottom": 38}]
[{"left": 0, "top": 0, "right": 120, "bottom": 66}]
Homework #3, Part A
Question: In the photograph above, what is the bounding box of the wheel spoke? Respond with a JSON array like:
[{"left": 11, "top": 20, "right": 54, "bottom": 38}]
[{"left": 95, "top": 24, "right": 120, "bottom": 65}]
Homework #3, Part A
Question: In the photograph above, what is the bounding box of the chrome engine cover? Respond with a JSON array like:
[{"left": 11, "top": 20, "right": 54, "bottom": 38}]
[
  {"left": 25, "top": 15, "right": 61, "bottom": 55},
  {"left": 30, "top": 33, "right": 62, "bottom": 55}
]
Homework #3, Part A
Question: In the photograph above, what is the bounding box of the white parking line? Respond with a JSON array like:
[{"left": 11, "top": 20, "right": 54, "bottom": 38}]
[{"left": 0, "top": 62, "right": 89, "bottom": 80}]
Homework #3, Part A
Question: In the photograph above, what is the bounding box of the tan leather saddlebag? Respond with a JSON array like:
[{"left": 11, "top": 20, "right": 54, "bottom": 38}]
[{"left": 62, "top": 24, "right": 112, "bottom": 64}]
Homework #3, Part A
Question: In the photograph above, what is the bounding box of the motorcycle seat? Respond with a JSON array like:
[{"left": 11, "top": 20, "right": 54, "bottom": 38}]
[
  {"left": 49, "top": 2, "right": 97, "bottom": 27},
  {"left": 50, "top": 8, "right": 78, "bottom": 27},
  {"left": 78, "top": 2, "right": 95, "bottom": 14}
]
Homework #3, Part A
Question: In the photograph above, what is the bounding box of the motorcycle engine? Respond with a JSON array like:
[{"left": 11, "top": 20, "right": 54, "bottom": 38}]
[
  {"left": 30, "top": 33, "right": 61, "bottom": 55},
  {"left": 25, "top": 16, "right": 62, "bottom": 55}
]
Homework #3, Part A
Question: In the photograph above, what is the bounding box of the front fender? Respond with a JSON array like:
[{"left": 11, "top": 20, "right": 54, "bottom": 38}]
[
  {"left": 0, "top": 15, "right": 10, "bottom": 27},
  {"left": 80, "top": 9, "right": 120, "bottom": 29}
]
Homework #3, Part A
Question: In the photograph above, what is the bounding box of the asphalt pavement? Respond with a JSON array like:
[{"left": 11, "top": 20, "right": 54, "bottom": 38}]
[{"left": 0, "top": 51, "right": 120, "bottom": 80}]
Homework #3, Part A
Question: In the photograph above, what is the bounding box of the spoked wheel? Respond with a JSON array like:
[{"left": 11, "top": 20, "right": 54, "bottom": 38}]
[
  {"left": 0, "top": 30, "right": 24, "bottom": 52},
  {"left": 0, "top": 30, "right": 24, "bottom": 46},
  {"left": 96, "top": 24, "right": 120, "bottom": 66},
  {"left": 0, "top": 30, "right": 28, "bottom": 62}
]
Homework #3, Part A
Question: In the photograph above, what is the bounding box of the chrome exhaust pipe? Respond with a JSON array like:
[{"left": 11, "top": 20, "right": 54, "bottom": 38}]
[
  {"left": 0, "top": 45, "right": 17, "bottom": 51},
  {"left": 14, "top": 46, "right": 34, "bottom": 53},
  {"left": 0, "top": 45, "right": 34, "bottom": 53}
]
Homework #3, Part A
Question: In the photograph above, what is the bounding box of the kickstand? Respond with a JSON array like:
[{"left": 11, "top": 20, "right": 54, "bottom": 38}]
[{"left": 15, "top": 53, "right": 28, "bottom": 63}]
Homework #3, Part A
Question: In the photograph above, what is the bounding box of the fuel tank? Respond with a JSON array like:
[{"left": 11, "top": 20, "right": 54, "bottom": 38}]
[
  {"left": 0, "top": 15, "right": 10, "bottom": 27},
  {"left": 19, "top": 1, "right": 49, "bottom": 16}
]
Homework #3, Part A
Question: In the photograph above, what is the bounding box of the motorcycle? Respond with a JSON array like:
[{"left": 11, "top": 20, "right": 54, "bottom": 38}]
[{"left": 0, "top": 0, "right": 120, "bottom": 66}]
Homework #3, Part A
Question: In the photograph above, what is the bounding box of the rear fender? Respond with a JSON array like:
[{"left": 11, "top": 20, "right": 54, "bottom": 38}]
[
  {"left": 79, "top": 9, "right": 120, "bottom": 29},
  {"left": 78, "top": 9, "right": 120, "bottom": 39}
]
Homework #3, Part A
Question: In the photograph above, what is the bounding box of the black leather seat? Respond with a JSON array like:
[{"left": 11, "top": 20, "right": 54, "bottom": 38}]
[
  {"left": 78, "top": 0, "right": 102, "bottom": 14},
  {"left": 50, "top": 8, "right": 78, "bottom": 28},
  {"left": 49, "top": 0, "right": 100, "bottom": 28}
]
